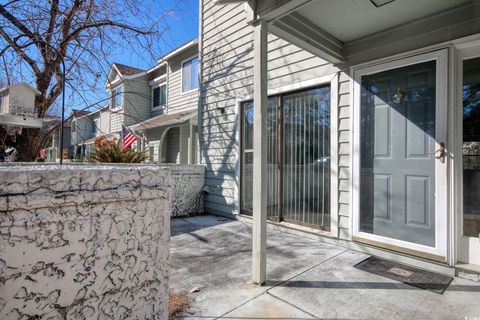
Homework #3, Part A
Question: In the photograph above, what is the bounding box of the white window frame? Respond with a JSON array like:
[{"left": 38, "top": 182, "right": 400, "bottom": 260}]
[
  {"left": 181, "top": 55, "right": 199, "bottom": 94},
  {"left": 234, "top": 73, "right": 339, "bottom": 236},
  {"left": 151, "top": 82, "right": 167, "bottom": 112},
  {"left": 454, "top": 39, "right": 480, "bottom": 266},
  {"left": 110, "top": 85, "right": 124, "bottom": 111}
]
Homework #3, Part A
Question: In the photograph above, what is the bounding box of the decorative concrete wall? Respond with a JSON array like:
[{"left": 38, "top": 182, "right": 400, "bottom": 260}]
[
  {"left": 167, "top": 165, "right": 205, "bottom": 217},
  {"left": 0, "top": 165, "right": 171, "bottom": 320}
]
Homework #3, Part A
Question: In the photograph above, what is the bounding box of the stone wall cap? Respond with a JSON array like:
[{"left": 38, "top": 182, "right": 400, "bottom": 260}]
[{"left": 0, "top": 163, "right": 173, "bottom": 172}]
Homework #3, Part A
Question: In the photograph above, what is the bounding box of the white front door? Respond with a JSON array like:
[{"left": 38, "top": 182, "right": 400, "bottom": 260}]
[
  {"left": 352, "top": 50, "right": 449, "bottom": 261},
  {"left": 456, "top": 42, "right": 480, "bottom": 266}
]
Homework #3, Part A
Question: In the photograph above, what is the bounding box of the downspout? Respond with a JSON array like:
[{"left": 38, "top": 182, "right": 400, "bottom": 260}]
[
  {"left": 197, "top": 0, "right": 204, "bottom": 165},
  {"left": 166, "top": 61, "right": 170, "bottom": 115}
]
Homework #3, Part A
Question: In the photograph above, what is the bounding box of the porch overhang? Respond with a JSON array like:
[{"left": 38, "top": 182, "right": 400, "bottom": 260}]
[
  {"left": 129, "top": 111, "right": 197, "bottom": 132},
  {"left": 243, "top": 0, "right": 480, "bottom": 65},
  {"left": 240, "top": 0, "right": 480, "bottom": 285}
]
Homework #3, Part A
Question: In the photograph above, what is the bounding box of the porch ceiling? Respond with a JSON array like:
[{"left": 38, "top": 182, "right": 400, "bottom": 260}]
[
  {"left": 295, "top": 0, "right": 472, "bottom": 43},
  {"left": 260, "top": 0, "right": 479, "bottom": 64}
]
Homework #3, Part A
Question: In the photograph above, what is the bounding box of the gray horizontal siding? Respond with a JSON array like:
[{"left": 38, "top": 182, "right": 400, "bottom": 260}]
[
  {"left": 200, "top": 0, "right": 343, "bottom": 218},
  {"left": 124, "top": 77, "right": 151, "bottom": 126},
  {"left": 167, "top": 46, "right": 199, "bottom": 115}
]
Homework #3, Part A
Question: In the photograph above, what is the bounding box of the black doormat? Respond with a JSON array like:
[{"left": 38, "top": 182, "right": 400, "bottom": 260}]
[{"left": 354, "top": 256, "right": 453, "bottom": 294}]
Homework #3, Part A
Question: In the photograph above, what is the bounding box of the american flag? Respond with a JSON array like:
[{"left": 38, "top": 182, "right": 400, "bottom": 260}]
[{"left": 121, "top": 125, "right": 138, "bottom": 149}]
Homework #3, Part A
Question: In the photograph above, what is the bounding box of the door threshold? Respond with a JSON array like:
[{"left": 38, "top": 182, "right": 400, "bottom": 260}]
[
  {"left": 237, "top": 214, "right": 337, "bottom": 244},
  {"left": 456, "top": 263, "right": 480, "bottom": 282}
]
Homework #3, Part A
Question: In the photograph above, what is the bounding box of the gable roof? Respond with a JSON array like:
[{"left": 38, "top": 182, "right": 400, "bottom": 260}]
[
  {"left": 105, "top": 63, "right": 146, "bottom": 88},
  {"left": 112, "top": 63, "right": 145, "bottom": 76},
  {"left": 71, "top": 109, "right": 90, "bottom": 117}
]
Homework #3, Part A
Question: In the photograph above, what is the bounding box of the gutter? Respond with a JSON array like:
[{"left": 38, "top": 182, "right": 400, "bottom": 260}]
[{"left": 197, "top": 0, "right": 204, "bottom": 165}]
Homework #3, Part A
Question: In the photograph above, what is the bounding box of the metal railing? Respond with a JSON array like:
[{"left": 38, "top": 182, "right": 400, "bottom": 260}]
[{"left": 6, "top": 104, "right": 39, "bottom": 118}]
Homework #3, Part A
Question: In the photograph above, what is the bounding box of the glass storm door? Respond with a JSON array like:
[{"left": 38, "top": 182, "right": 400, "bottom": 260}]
[
  {"left": 457, "top": 43, "right": 480, "bottom": 265},
  {"left": 353, "top": 50, "right": 448, "bottom": 260}
]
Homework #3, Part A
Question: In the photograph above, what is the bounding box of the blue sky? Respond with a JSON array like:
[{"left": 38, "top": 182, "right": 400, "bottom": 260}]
[
  {"left": 110, "top": 0, "right": 199, "bottom": 70},
  {"left": 69, "top": 0, "right": 199, "bottom": 114}
]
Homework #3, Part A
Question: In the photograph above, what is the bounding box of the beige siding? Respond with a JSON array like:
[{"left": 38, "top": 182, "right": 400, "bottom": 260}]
[
  {"left": 99, "top": 109, "right": 110, "bottom": 135},
  {"left": 145, "top": 127, "right": 165, "bottom": 163},
  {"left": 109, "top": 109, "right": 123, "bottom": 134},
  {"left": 167, "top": 46, "right": 199, "bottom": 115},
  {"left": 72, "top": 117, "right": 89, "bottom": 145},
  {"left": 124, "top": 77, "right": 151, "bottom": 126},
  {"left": 200, "top": 0, "right": 343, "bottom": 217},
  {"left": 179, "top": 124, "right": 190, "bottom": 164}
]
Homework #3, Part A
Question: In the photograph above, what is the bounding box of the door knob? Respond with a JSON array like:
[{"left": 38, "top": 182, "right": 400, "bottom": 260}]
[{"left": 430, "top": 142, "right": 446, "bottom": 163}]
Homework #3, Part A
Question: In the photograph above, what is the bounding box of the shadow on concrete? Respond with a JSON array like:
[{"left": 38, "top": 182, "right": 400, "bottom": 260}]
[
  {"left": 170, "top": 214, "right": 235, "bottom": 237},
  {"left": 265, "top": 280, "right": 480, "bottom": 292}
]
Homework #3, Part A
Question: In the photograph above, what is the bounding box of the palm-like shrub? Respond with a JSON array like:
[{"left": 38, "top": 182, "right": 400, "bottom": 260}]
[{"left": 91, "top": 137, "right": 146, "bottom": 163}]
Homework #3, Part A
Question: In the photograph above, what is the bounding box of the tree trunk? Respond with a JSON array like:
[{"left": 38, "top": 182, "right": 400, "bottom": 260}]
[{"left": 14, "top": 128, "right": 47, "bottom": 162}]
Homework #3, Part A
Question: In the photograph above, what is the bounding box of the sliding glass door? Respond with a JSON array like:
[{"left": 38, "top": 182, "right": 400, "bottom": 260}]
[{"left": 240, "top": 86, "right": 331, "bottom": 230}]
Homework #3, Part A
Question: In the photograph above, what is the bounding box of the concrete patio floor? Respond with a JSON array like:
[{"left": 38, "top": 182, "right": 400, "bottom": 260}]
[{"left": 170, "top": 215, "right": 480, "bottom": 319}]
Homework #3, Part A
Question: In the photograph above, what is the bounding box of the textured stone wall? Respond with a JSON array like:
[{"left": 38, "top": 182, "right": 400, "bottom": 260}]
[
  {"left": 0, "top": 165, "right": 171, "bottom": 320},
  {"left": 167, "top": 165, "right": 205, "bottom": 217}
]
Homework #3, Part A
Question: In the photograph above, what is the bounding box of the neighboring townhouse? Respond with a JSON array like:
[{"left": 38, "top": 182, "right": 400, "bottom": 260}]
[
  {"left": 72, "top": 40, "right": 200, "bottom": 164},
  {"left": 0, "top": 83, "right": 42, "bottom": 128},
  {"left": 71, "top": 106, "right": 111, "bottom": 157},
  {"left": 198, "top": 0, "right": 480, "bottom": 281},
  {"left": 131, "top": 39, "right": 200, "bottom": 164},
  {"left": 45, "top": 109, "right": 90, "bottom": 161}
]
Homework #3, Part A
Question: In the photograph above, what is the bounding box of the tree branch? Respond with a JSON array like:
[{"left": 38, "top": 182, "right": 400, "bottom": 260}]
[
  {"left": 0, "top": 28, "right": 40, "bottom": 75},
  {"left": 0, "top": 4, "right": 39, "bottom": 44},
  {"left": 45, "top": 0, "right": 59, "bottom": 45}
]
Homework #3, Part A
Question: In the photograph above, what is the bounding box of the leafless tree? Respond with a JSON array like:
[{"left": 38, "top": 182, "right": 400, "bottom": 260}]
[{"left": 0, "top": 0, "right": 172, "bottom": 160}]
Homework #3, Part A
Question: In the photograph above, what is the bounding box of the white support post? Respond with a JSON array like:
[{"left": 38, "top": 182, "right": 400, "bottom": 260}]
[
  {"left": 252, "top": 18, "right": 268, "bottom": 285},
  {"left": 188, "top": 124, "right": 194, "bottom": 164}
]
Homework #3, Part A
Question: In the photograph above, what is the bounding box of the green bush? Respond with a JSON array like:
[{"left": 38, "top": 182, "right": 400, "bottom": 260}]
[{"left": 90, "top": 137, "right": 146, "bottom": 163}]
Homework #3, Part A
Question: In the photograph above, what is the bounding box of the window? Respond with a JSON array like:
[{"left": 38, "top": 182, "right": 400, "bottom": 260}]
[
  {"left": 241, "top": 86, "right": 331, "bottom": 230},
  {"left": 111, "top": 86, "right": 123, "bottom": 110},
  {"left": 462, "top": 56, "right": 480, "bottom": 238},
  {"left": 152, "top": 84, "right": 167, "bottom": 111},
  {"left": 92, "top": 119, "right": 99, "bottom": 136},
  {"left": 182, "top": 57, "right": 199, "bottom": 92}
]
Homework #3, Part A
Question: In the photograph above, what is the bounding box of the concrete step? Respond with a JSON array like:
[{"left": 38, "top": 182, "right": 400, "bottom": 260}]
[{"left": 456, "top": 263, "right": 480, "bottom": 282}]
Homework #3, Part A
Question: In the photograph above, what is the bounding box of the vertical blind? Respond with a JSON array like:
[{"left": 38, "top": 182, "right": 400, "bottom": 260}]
[{"left": 241, "top": 86, "right": 331, "bottom": 230}]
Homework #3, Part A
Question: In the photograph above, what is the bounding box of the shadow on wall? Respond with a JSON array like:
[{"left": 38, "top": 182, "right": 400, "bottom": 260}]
[
  {"left": 200, "top": 18, "right": 330, "bottom": 217},
  {"left": 199, "top": 23, "right": 255, "bottom": 216}
]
